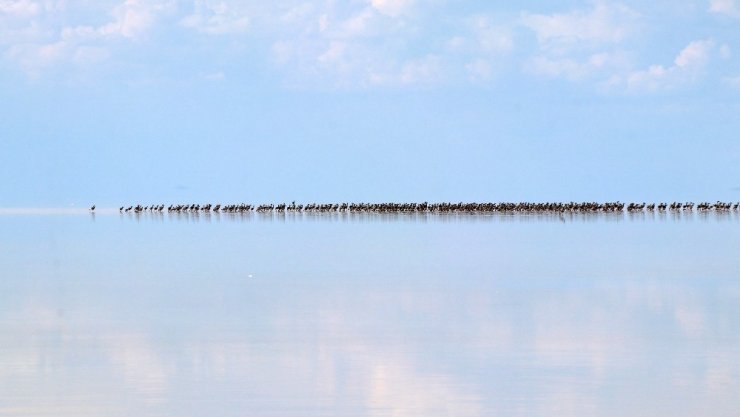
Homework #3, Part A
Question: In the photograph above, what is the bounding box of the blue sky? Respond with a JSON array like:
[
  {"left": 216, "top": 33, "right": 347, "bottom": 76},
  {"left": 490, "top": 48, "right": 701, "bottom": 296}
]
[{"left": 1, "top": 0, "right": 740, "bottom": 206}]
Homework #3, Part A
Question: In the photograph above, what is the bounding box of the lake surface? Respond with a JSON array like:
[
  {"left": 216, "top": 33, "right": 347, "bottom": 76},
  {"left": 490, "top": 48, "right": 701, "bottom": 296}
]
[{"left": 1, "top": 211, "right": 739, "bottom": 417}]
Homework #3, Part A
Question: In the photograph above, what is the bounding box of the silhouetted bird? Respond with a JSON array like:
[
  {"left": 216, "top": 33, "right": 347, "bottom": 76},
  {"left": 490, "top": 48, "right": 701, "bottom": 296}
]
[{"left": 90, "top": 205, "right": 95, "bottom": 211}]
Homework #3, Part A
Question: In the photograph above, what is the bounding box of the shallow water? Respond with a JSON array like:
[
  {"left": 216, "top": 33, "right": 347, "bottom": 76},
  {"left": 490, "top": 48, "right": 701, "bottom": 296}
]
[{"left": 1, "top": 212, "right": 739, "bottom": 417}]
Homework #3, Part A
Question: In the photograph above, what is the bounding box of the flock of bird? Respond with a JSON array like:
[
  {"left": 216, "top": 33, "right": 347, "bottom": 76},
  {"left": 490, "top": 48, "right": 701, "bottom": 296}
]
[{"left": 87, "top": 201, "right": 740, "bottom": 214}]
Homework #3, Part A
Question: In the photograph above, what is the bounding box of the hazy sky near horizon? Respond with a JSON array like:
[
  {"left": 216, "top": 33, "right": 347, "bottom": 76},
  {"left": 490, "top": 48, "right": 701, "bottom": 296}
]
[{"left": 2, "top": 0, "right": 740, "bottom": 206}]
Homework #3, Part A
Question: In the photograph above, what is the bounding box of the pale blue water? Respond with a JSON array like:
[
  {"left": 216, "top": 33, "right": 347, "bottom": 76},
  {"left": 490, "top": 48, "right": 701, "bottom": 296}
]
[{"left": 1, "top": 212, "right": 739, "bottom": 416}]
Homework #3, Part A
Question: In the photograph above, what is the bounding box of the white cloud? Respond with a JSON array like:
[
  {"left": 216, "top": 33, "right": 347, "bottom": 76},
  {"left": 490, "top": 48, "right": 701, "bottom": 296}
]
[
  {"left": 521, "top": 2, "right": 638, "bottom": 85},
  {"left": 725, "top": 75, "right": 740, "bottom": 88},
  {"left": 370, "top": 0, "right": 414, "bottom": 18},
  {"left": 470, "top": 16, "right": 514, "bottom": 54},
  {"left": 465, "top": 58, "right": 492, "bottom": 82},
  {"left": 522, "top": 1, "right": 639, "bottom": 52},
  {"left": 674, "top": 39, "right": 712, "bottom": 68},
  {"left": 709, "top": 0, "right": 740, "bottom": 18},
  {"left": 338, "top": 8, "right": 378, "bottom": 38},
  {"left": 719, "top": 43, "right": 731, "bottom": 59},
  {"left": 2, "top": 0, "right": 730, "bottom": 92},
  {"left": 268, "top": 1, "right": 451, "bottom": 88},
  {"left": 0, "top": 0, "right": 49, "bottom": 49},
  {"left": 527, "top": 51, "right": 628, "bottom": 81},
  {"left": 98, "top": 0, "right": 174, "bottom": 39},
  {"left": 446, "top": 18, "right": 513, "bottom": 57},
  {"left": 72, "top": 45, "right": 111, "bottom": 64},
  {"left": 181, "top": 0, "right": 249, "bottom": 35},
  {"left": 443, "top": 16, "right": 514, "bottom": 84},
  {"left": 0, "top": 0, "right": 39, "bottom": 16},
  {"left": 2, "top": 0, "right": 174, "bottom": 74},
  {"left": 317, "top": 40, "right": 347, "bottom": 65},
  {"left": 204, "top": 70, "right": 224, "bottom": 80},
  {"left": 622, "top": 40, "right": 714, "bottom": 92},
  {"left": 397, "top": 54, "right": 444, "bottom": 85},
  {"left": 5, "top": 43, "right": 63, "bottom": 74},
  {"left": 14, "top": 25, "right": 107, "bottom": 70}
]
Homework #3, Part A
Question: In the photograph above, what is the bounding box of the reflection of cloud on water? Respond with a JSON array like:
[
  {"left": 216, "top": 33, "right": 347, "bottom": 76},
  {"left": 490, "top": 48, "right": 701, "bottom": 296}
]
[
  {"left": 0, "top": 303, "right": 63, "bottom": 378},
  {"left": 367, "top": 362, "right": 481, "bottom": 417},
  {"left": 0, "top": 405, "right": 114, "bottom": 417},
  {"left": 704, "top": 347, "right": 738, "bottom": 393},
  {"left": 106, "top": 333, "right": 169, "bottom": 403},
  {"left": 623, "top": 280, "right": 711, "bottom": 339},
  {"left": 533, "top": 378, "right": 599, "bottom": 417},
  {"left": 673, "top": 305, "right": 706, "bottom": 338},
  {"left": 185, "top": 341, "right": 253, "bottom": 379},
  {"left": 0, "top": 299, "right": 169, "bottom": 415},
  {"left": 0, "top": 350, "right": 41, "bottom": 380},
  {"left": 180, "top": 340, "right": 483, "bottom": 417},
  {"left": 1, "top": 276, "right": 739, "bottom": 416},
  {"left": 532, "top": 298, "right": 626, "bottom": 379}
]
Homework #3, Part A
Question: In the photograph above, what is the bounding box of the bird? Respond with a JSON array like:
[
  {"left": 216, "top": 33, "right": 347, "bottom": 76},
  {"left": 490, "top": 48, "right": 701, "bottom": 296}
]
[{"left": 90, "top": 205, "right": 96, "bottom": 211}]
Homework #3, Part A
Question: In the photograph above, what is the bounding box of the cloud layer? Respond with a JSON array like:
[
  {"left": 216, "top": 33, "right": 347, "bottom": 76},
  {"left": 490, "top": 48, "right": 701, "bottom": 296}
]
[{"left": 1, "top": 0, "right": 738, "bottom": 92}]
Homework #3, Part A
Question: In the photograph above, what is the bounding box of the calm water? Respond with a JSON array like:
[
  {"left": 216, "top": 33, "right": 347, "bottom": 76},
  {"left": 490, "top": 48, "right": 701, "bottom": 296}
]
[{"left": 1, "top": 212, "right": 739, "bottom": 417}]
